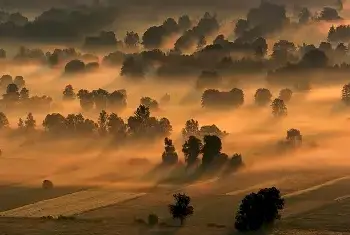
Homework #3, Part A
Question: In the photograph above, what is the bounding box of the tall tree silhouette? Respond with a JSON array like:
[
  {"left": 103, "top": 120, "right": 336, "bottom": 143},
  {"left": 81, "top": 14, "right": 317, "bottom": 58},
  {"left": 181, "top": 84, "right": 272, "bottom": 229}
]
[
  {"left": 182, "top": 136, "right": 202, "bottom": 167},
  {"left": 162, "top": 137, "right": 178, "bottom": 165},
  {"left": 201, "top": 135, "right": 222, "bottom": 168}
]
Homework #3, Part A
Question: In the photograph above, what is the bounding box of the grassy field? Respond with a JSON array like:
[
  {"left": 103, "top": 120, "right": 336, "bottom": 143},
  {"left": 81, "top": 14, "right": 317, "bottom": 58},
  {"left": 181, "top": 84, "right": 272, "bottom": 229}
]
[{"left": 1, "top": 168, "right": 350, "bottom": 234}]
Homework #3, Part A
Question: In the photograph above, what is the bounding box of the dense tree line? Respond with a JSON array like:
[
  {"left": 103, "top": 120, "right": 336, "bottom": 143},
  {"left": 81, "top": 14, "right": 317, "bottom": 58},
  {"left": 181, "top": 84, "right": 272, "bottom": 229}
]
[
  {"left": 0, "top": 104, "right": 171, "bottom": 141},
  {"left": 41, "top": 104, "right": 172, "bottom": 140}
]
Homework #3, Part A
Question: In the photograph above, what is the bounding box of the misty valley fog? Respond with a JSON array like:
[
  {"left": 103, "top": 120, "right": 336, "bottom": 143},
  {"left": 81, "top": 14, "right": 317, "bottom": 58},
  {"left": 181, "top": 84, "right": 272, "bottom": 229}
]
[{"left": 1, "top": 0, "right": 350, "bottom": 234}]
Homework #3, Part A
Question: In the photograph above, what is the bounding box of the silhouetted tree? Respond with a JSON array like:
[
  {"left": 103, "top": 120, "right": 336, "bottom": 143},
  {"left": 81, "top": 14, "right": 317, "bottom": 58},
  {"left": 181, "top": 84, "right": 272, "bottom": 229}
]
[
  {"left": 42, "top": 113, "right": 66, "bottom": 133},
  {"left": 342, "top": 83, "right": 350, "bottom": 105},
  {"left": 162, "top": 137, "right": 178, "bottom": 165},
  {"left": 24, "top": 112, "right": 36, "bottom": 130},
  {"left": 42, "top": 180, "right": 54, "bottom": 190},
  {"left": 278, "top": 88, "right": 293, "bottom": 103},
  {"left": 107, "top": 112, "right": 126, "bottom": 138},
  {"left": 92, "top": 88, "right": 109, "bottom": 110},
  {"left": 142, "top": 26, "right": 166, "bottom": 49},
  {"left": 65, "top": 113, "right": 97, "bottom": 134},
  {"left": 199, "top": 124, "right": 227, "bottom": 138},
  {"left": 235, "top": 187, "right": 285, "bottom": 232},
  {"left": 169, "top": 193, "right": 194, "bottom": 226},
  {"left": 300, "top": 49, "right": 328, "bottom": 68},
  {"left": 124, "top": 31, "right": 140, "bottom": 48},
  {"left": 140, "top": 97, "right": 159, "bottom": 111},
  {"left": 0, "top": 112, "right": 9, "bottom": 129},
  {"left": 201, "top": 88, "right": 244, "bottom": 109},
  {"left": 182, "top": 136, "right": 202, "bottom": 167},
  {"left": 19, "top": 87, "right": 29, "bottom": 100},
  {"left": 182, "top": 119, "right": 200, "bottom": 139},
  {"left": 98, "top": 110, "right": 108, "bottom": 136},
  {"left": 229, "top": 153, "right": 243, "bottom": 171},
  {"left": 77, "top": 89, "right": 94, "bottom": 111},
  {"left": 3, "top": 83, "right": 20, "bottom": 102},
  {"left": 108, "top": 89, "right": 127, "bottom": 111},
  {"left": 158, "top": 117, "right": 173, "bottom": 137},
  {"left": 254, "top": 88, "right": 272, "bottom": 106},
  {"left": 83, "top": 31, "right": 120, "bottom": 51},
  {"left": 120, "top": 56, "right": 145, "bottom": 79},
  {"left": 65, "top": 60, "right": 85, "bottom": 74},
  {"left": 201, "top": 135, "right": 222, "bottom": 168},
  {"left": 253, "top": 37, "right": 268, "bottom": 57},
  {"left": 286, "top": 129, "right": 302, "bottom": 147},
  {"left": 271, "top": 99, "right": 287, "bottom": 117},
  {"left": 271, "top": 40, "right": 297, "bottom": 64},
  {"left": 103, "top": 51, "right": 125, "bottom": 66},
  {"left": 319, "top": 41, "right": 332, "bottom": 53},
  {"left": 14, "top": 76, "right": 25, "bottom": 89},
  {"left": 128, "top": 104, "right": 150, "bottom": 136},
  {"left": 63, "top": 85, "right": 75, "bottom": 100},
  {"left": 318, "top": 7, "right": 342, "bottom": 21},
  {"left": 18, "top": 118, "right": 24, "bottom": 129}
]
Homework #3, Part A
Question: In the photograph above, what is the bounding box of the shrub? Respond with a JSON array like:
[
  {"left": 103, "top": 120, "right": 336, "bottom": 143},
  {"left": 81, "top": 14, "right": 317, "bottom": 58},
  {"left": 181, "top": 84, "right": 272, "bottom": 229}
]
[
  {"left": 148, "top": 213, "right": 159, "bottom": 226},
  {"left": 42, "top": 180, "right": 54, "bottom": 189}
]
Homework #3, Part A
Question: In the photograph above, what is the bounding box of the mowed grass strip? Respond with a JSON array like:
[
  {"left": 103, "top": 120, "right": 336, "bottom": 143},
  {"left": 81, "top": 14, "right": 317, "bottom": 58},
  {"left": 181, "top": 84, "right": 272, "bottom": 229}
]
[{"left": 0, "top": 190, "right": 146, "bottom": 217}]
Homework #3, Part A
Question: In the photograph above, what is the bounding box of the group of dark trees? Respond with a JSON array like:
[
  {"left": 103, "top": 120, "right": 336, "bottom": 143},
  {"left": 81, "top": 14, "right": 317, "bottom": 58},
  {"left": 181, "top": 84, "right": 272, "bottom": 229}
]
[
  {"left": 161, "top": 133, "right": 243, "bottom": 175},
  {"left": 142, "top": 15, "right": 193, "bottom": 50},
  {"left": 112, "top": 36, "right": 350, "bottom": 89},
  {"left": 201, "top": 88, "right": 244, "bottom": 109},
  {"left": 64, "top": 60, "right": 99, "bottom": 74},
  {"left": 0, "top": 5, "right": 118, "bottom": 42},
  {"left": 63, "top": 86, "right": 127, "bottom": 111},
  {"left": 200, "top": 87, "right": 289, "bottom": 116},
  {"left": 328, "top": 25, "right": 350, "bottom": 43},
  {"left": 0, "top": 104, "right": 171, "bottom": 141},
  {"left": 41, "top": 105, "right": 171, "bottom": 140},
  {"left": 181, "top": 119, "right": 227, "bottom": 140},
  {"left": 0, "top": 75, "right": 52, "bottom": 111}
]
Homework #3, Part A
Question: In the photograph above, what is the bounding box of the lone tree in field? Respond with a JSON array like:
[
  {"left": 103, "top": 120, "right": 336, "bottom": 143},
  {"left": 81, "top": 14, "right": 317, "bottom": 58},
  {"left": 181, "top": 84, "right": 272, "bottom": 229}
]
[
  {"left": 169, "top": 193, "right": 194, "bottom": 226},
  {"left": 286, "top": 128, "right": 302, "bottom": 147},
  {"left": 254, "top": 88, "right": 272, "bottom": 106},
  {"left": 235, "top": 187, "right": 285, "bottom": 232},
  {"left": 182, "top": 135, "right": 202, "bottom": 167},
  {"left": 271, "top": 98, "right": 287, "bottom": 117},
  {"left": 342, "top": 83, "right": 350, "bottom": 105}
]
